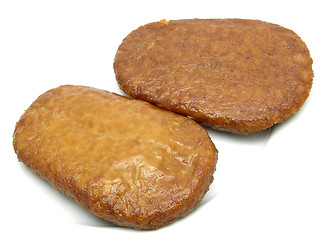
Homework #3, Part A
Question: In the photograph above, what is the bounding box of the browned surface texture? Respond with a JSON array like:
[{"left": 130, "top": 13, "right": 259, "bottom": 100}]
[
  {"left": 13, "top": 85, "right": 218, "bottom": 230},
  {"left": 114, "top": 19, "right": 313, "bottom": 134}
]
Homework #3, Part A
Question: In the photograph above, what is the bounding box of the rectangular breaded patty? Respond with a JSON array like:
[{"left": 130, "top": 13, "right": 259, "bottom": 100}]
[
  {"left": 13, "top": 85, "right": 218, "bottom": 229},
  {"left": 114, "top": 19, "right": 313, "bottom": 134}
]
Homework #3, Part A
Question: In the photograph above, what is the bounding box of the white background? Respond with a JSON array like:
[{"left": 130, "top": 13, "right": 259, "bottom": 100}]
[{"left": 1, "top": 0, "right": 320, "bottom": 239}]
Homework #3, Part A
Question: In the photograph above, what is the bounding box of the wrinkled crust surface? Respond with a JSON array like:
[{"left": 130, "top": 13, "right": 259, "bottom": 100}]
[
  {"left": 13, "top": 85, "right": 218, "bottom": 229},
  {"left": 114, "top": 19, "right": 313, "bottom": 134}
]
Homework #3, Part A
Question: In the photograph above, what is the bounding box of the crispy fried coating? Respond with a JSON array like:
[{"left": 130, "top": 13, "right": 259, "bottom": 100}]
[
  {"left": 13, "top": 85, "right": 218, "bottom": 230},
  {"left": 114, "top": 19, "right": 313, "bottom": 134}
]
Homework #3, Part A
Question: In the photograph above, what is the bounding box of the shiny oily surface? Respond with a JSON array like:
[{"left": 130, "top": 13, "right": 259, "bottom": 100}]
[
  {"left": 114, "top": 19, "right": 313, "bottom": 134},
  {"left": 13, "top": 85, "right": 218, "bottom": 230}
]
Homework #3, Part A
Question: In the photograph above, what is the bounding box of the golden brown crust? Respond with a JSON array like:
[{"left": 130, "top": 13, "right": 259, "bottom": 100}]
[
  {"left": 13, "top": 85, "right": 218, "bottom": 229},
  {"left": 114, "top": 19, "right": 313, "bottom": 134}
]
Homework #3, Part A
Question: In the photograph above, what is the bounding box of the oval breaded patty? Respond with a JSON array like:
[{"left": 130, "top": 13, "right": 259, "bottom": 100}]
[
  {"left": 114, "top": 19, "right": 313, "bottom": 134},
  {"left": 13, "top": 85, "right": 218, "bottom": 230}
]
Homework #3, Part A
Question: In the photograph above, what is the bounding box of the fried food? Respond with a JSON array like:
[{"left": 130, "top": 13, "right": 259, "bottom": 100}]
[
  {"left": 13, "top": 85, "right": 218, "bottom": 230},
  {"left": 114, "top": 19, "right": 313, "bottom": 134}
]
